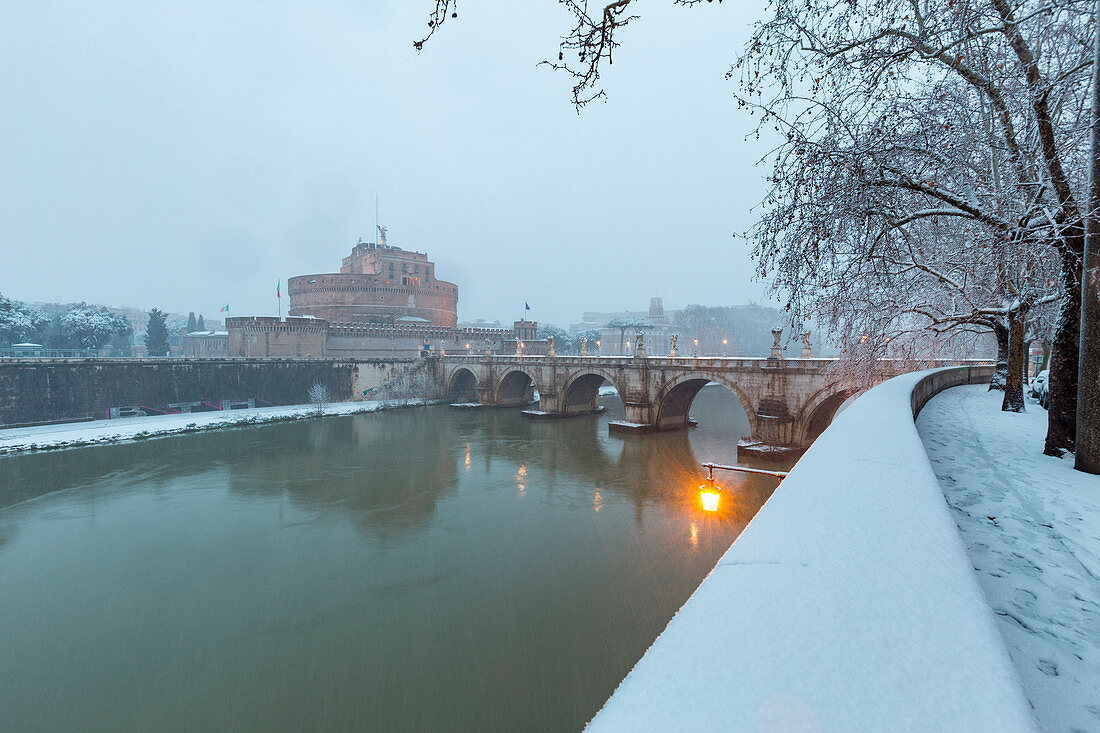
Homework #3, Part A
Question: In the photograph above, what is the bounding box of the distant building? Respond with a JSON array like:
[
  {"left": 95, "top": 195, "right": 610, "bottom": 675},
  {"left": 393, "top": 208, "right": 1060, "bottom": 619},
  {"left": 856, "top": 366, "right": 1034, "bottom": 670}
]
[
  {"left": 181, "top": 330, "right": 229, "bottom": 358},
  {"left": 570, "top": 297, "right": 694, "bottom": 356},
  {"left": 288, "top": 232, "right": 459, "bottom": 328},
  {"left": 502, "top": 320, "right": 550, "bottom": 356}
]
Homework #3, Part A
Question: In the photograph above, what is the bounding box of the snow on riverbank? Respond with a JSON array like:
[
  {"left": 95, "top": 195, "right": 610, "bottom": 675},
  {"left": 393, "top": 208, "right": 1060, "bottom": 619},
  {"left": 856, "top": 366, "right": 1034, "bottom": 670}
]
[
  {"left": 917, "top": 386, "right": 1100, "bottom": 733},
  {"left": 0, "top": 399, "right": 436, "bottom": 455}
]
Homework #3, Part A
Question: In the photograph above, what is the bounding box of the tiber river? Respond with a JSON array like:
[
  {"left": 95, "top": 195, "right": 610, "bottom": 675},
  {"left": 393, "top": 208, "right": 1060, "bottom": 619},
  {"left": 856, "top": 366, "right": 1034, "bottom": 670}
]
[{"left": 0, "top": 388, "right": 790, "bottom": 732}]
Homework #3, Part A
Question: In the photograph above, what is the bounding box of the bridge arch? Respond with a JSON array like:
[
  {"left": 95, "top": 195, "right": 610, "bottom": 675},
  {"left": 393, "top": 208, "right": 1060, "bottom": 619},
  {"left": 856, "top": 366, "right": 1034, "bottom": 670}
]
[
  {"left": 794, "top": 384, "right": 859, "bottom": 445},
  {"left": 558, "top": 369, "right": 627, "bottom": 414},
  {"left": 654, "top": 374, "right": 756, "bottom": 432},
  {"left": 497, "top": 368, "right": 538, "bottom": 407},
  {"left": 447, "top": 367, "right": 479, "bottom": 402}
]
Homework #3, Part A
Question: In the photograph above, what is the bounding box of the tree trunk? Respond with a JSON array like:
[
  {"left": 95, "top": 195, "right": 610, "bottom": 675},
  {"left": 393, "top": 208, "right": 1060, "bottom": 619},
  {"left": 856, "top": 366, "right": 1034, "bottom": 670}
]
[
  {"left": 1077, "top": 0, "right": 1100, "bottom": 472},
  {"left": 1003, "top": 312, "right": 1027, "bottom": 412},
  {"left": 1046, "top": 240, "right": 1083, "bottom": 455},
  {"left": 990, "top": 321, "right": 1009, "bottom": 391}
]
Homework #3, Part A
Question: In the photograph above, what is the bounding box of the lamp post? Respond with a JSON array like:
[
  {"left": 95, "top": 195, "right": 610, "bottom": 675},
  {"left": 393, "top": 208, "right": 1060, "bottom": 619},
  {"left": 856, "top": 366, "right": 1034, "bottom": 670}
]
[{"left": 698, "top": 462, "right": 789, "bottom": 512}]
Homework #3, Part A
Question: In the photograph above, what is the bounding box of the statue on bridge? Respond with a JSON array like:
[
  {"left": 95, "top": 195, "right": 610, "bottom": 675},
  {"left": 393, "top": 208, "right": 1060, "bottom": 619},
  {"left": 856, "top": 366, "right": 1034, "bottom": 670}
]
[
  {"left": 770, "top": 328, "right": 785, "bottom": 360},
  {"left": 580, "top": 336, "right": 588, "bottom": 356},
  {"left": 548, "top": 336, "right": 555, "bottom": 358},
  {"left": 669, "top": 334, "right": 679, "bottom": 357},
  {"left": 801, "top": 330, "right": 813, "bottom": 358}
]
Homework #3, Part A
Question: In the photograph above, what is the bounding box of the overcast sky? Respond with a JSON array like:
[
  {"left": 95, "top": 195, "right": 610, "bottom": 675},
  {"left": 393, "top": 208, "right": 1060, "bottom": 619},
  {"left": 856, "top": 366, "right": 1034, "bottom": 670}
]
[{"left": 1, "top": 1, "right": 777, "bottom": 327}]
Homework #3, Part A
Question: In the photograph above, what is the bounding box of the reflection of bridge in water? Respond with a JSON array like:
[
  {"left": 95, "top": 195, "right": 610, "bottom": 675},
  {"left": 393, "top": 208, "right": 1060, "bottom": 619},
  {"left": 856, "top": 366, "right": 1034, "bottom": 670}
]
[{"left": 441, "top": 354, "right": 986, "bottom": 459}]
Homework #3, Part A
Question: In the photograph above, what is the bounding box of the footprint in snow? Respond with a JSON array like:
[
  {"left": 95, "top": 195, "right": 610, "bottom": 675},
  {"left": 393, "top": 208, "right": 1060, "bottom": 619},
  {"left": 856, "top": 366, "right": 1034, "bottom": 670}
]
[{"left": 1036, "top": 658, "right": 1058, "bottom": 676}]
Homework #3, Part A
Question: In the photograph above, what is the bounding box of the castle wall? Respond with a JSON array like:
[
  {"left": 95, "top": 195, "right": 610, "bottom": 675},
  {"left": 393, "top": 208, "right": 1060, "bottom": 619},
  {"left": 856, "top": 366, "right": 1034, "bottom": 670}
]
[
  {"left": 225, "top": 317, "right": 511, "bottom": 360},
  {"left": 0, "top": 358, "right": 361, "bottom": 426},
  {"left": 227, "top": 317, "right": 328, "bottom": 358},
  {"left": 327, "top": 323, "right": 508, "bottom": 358}
]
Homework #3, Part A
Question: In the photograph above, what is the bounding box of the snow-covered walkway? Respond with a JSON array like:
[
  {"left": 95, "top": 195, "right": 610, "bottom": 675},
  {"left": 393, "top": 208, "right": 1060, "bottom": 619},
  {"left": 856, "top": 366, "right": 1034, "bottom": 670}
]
[
  {"left": 917, "top": 386, "right": 1100, "bottom": 733},
  {"left": 0, "top": 398, "right": 434, "bottom": 455}
]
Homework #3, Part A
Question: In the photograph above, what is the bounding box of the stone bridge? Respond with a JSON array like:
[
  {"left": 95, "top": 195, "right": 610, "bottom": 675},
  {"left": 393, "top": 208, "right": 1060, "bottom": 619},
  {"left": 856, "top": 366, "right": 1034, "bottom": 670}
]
[{"left": 440, "top": 352, "right": 986, "bottom": 459}]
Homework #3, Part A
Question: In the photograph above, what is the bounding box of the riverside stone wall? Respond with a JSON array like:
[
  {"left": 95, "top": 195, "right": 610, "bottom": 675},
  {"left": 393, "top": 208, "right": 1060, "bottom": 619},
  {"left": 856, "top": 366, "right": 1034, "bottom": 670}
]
[{"left": 0, "top": 358, "right": 426, "bottom": 426}]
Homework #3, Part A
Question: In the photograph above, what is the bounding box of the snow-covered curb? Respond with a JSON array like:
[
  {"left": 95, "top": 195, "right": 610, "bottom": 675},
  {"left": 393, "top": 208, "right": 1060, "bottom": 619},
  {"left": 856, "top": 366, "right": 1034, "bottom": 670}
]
[
  {"left": 0, "top": 399, "right": 439, "bottom": 455},
  {"left": 586, "top": 366, "right": 1037, "bottom": 732}
]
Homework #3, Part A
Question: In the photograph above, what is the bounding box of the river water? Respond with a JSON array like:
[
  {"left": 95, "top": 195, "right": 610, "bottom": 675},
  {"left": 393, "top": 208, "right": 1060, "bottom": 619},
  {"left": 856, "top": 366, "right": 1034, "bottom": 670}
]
[{"left": 0, "top": 388, "right": 788, "bottom": 732}]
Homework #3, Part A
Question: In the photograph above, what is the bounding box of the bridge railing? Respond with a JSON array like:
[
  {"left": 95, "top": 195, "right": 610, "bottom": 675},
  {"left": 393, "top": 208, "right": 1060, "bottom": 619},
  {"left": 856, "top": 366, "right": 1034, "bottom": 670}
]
[{"left": 441, "top": 353, "right": 993, "bottom": 370}]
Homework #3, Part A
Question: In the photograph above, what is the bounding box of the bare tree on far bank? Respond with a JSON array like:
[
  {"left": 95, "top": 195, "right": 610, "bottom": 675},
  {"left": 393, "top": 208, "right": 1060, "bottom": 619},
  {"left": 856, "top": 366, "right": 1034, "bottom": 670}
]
[{"left": 308, "top": 383, "right": 330, "bottom": 416}]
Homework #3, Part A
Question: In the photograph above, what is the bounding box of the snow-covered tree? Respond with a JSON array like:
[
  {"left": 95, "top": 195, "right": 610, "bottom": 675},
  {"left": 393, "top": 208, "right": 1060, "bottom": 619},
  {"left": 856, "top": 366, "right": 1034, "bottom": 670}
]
[
  {"left": 574, "top": 328, "right": 602, "bottom": 353},
  {"left": 674, "top": 304, "right": 785, "bottom": 356},
  {"left": 165, "top": 316, "right": 188, "bottom": 347},
  {"left": 739, "top": 0, "right": 1090, "bottom": 448},
  {"left": 144, "top": 308, "right": 169, "bottom": 356},
  {"left": 55, "top": 305, "right": 131, "bottom": 349},
  {"left": 186, "top": 312, "right": 197, "bottom": 333},
  {"left": 607, "top": 316, "right": 653, "bottom": 355},
  {"left": 0, "top": 293, "right": 48, "bottom": 346},
  {"left": 537, "top": 323, "right": 575, "bottom": 353}
]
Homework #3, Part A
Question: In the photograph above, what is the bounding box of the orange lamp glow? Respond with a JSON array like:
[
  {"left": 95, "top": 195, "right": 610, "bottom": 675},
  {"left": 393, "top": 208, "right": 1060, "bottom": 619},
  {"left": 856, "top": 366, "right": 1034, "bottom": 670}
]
[{"left": 699, "top": 477, "right": 722, "bottom": 512}]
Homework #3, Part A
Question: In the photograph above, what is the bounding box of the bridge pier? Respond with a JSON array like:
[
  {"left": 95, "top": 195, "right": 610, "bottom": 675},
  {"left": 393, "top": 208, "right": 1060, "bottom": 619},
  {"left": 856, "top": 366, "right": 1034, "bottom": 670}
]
[{"left": 736, "top": 398, "right": 804, "bottom": 461}]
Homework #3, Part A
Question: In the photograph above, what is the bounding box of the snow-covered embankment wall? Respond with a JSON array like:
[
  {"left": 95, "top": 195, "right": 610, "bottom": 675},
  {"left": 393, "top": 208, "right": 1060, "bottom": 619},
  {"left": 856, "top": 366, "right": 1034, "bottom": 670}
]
[
  {"left": 0, "top": 357, "right": 433, "bottom": 426},
  {"left": 587, "top": 365, "right": 1038, "bottom": 732}
]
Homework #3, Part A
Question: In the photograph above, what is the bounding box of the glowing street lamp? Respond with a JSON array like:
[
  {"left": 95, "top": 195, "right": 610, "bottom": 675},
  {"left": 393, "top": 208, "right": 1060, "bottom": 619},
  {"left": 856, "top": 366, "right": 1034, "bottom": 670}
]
[
  {"left": 697, "top": 462, "right": 788, "bottom": 512},
  {"left": 698, "top": 465, "right": 723, "bottom": 511},
  {"left": 699, "top": 466, "right": 722, "bottom": 512}
]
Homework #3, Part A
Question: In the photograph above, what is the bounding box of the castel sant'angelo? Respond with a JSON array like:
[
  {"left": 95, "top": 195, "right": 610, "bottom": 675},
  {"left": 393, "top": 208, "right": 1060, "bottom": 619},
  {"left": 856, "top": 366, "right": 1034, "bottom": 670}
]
[
  {"left": 227, "top": 229, "right": 525, "bottom": 358},
  {"left": 288, "top": 235, "right": 459, "bottom": 328}
]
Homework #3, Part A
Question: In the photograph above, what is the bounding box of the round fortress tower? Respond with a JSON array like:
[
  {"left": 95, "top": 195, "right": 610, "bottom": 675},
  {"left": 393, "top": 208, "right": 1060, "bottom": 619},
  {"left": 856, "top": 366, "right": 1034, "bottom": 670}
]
[{"left": 288, "top": 237, "right": 458, "bottom": 328}]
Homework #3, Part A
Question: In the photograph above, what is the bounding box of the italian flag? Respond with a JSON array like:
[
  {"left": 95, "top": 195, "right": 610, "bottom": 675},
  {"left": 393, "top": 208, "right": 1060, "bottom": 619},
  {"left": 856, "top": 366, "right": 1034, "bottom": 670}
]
[{"left": 220, "top": 304, "right": 230, "bottom": 313}]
